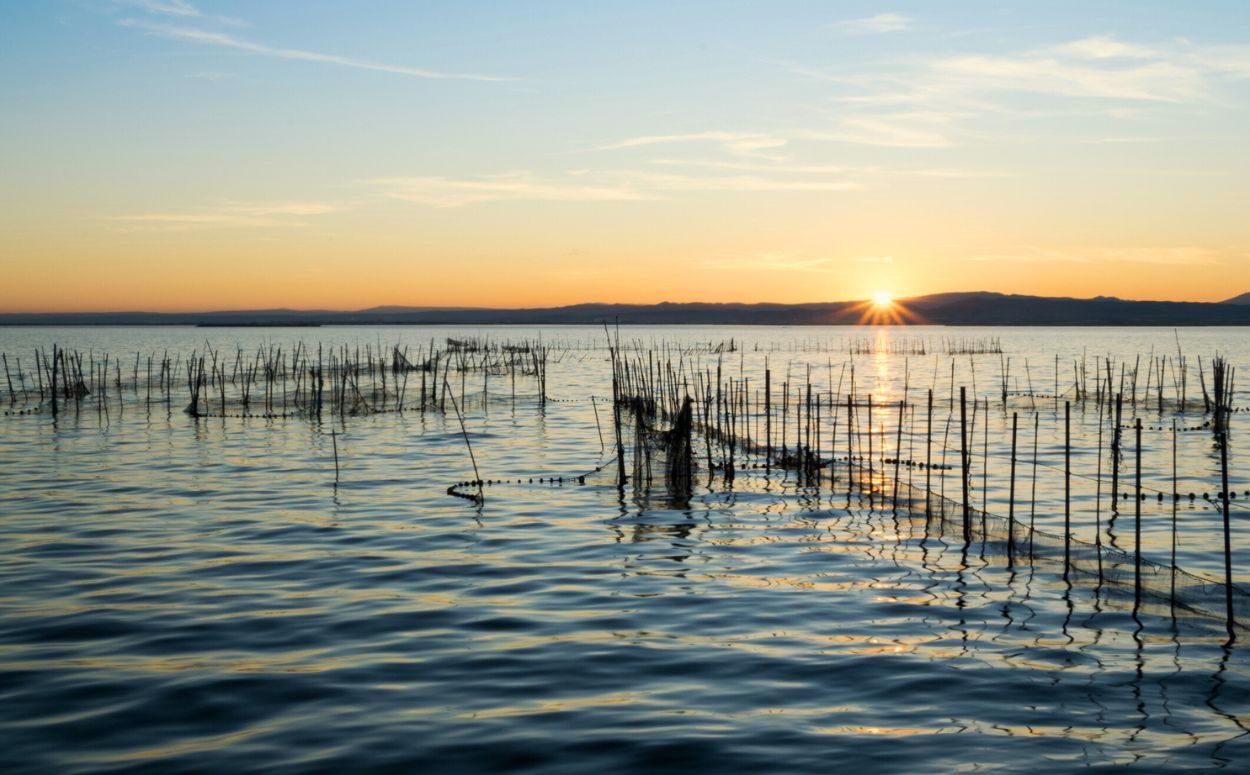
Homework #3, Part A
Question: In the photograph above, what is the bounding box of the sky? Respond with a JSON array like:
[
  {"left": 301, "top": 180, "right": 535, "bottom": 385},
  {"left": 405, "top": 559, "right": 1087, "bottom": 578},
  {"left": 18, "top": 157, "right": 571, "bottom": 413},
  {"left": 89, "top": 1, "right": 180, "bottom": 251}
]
[{"left": 2, "top": 0, "right": 1250, "bottom": 312}]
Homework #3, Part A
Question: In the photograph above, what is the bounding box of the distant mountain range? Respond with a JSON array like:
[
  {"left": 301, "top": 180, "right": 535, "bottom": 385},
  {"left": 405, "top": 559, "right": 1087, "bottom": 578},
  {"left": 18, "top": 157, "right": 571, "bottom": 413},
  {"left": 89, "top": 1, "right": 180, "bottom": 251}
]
[{"left": 4, "top": 291, "right": 1250, "bottom": 326}]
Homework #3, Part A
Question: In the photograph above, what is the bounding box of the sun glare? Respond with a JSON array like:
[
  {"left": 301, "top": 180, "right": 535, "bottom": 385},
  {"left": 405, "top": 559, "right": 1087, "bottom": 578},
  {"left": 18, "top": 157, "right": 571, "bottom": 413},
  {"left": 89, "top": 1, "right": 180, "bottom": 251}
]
[{"left": 872, "top": 291, "right": 893, "bottom": 308}]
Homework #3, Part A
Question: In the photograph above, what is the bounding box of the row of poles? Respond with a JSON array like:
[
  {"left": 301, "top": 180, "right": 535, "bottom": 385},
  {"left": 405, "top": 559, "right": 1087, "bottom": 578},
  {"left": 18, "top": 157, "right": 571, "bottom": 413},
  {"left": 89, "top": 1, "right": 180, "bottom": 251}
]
[
  {"left": 1, "top": 340, "right": 550, "bottom": 420},
  {"left": 607, "top": 345, "right": 1241, "bottom": 636}
]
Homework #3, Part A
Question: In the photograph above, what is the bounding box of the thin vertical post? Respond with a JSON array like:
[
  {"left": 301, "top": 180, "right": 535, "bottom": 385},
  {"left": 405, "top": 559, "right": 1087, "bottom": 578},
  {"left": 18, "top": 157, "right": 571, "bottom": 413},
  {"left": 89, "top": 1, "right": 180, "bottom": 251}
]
[
  {"left": 1170, "top": 417, "right": 1177, "bottom": 609},
  {"left": 1008, "top": 411, "right": 1018, "bottom": 568},
  {"left": 981, "top": 398, "right": 989, "bottom": 539},
  {"left": 892, "top": 398, "right": 904, "bottom": 512},
  {"left": 1219, "top": 395, "right": 1235, "bottom": 638},
  {"left": 1134, "top": 416, "right": 1143, "bottom": 609},
  {"left": 867, "top": 395, "right": 874, "bottom": 485},
  {"left": 50, "top": 345, "right": 59, "bottom": 418},
  {"left": 1029, "top": 412, "right": 1039, "bottom": 559},
  {"left": 1064, "top": 401, "right": 1071, "bottom": 578},
  {"left": 764, "top": 366, "right": 772, "bottom": 466},
  {"left": 1095, "top": 405, "right": 1105, "bottom": 584},
  {"left": 960, "top": 386, "right": 970, "bottom": 543},
  {"left": 1111, "top": 393, "right": 1122, "bottom": 507},
  {"left": 331, "top": 429, "right": 340, "bottom": 486},
  {"left": 925, "top": 388, "right": 932, "bottom": 518},
  {"left": 846, "top": 392, "right": 855, "bottom": 492}
]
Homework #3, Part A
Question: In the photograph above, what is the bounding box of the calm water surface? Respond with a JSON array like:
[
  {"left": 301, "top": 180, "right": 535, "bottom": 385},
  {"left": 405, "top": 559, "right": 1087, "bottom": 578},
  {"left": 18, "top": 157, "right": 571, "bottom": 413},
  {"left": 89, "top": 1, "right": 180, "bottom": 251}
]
[{"left": 1, "top": 326, "right": 1249, "bottom": 772}]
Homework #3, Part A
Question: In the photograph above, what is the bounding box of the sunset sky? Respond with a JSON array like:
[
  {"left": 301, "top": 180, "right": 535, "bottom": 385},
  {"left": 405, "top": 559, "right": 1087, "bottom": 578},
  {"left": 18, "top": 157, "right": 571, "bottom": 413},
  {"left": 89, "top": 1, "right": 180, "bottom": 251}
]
[{"left": 3, "top": 1, "right": 1250, "bottom": 311}]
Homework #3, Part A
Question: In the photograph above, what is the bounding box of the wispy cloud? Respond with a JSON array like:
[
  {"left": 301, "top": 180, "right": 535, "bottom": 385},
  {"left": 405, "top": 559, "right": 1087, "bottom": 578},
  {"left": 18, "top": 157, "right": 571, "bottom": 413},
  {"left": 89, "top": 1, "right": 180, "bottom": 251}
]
[
  {"left": 186, "top": 70, "right": 237, "bottom": 81},
  {"left": 119, "top": 0, "right": 245, "bottom": 28},
  {"left": 778, "top": 34, "right": 1250, "bottom": 150},
  {"left": 595, "top": 132, "right": 789, "bottom": 160},
  {"left": 932, "top": 50, "right": 1203, "bottom": 103},
  {"left": 855, "top": 255, "right": 894, "bottom": 264},
  {"left": 646, "top": 158, "right": 858, "bottom": 174},
  {"left": 908, "top": 167, "right": 1007, "bottom": 178},
  {"left": 704, "top": 253, "right": 839, "bottom": 273},
  {"left": 118, "top": 19, "right": 512, "bottom": 81},
  {"left": 893, "top": 35, "right": 1250, "bottom": 105},
  {"left": 106, "top": 201, "right": 346, "bottom": 230},
  {"left": 224, "top": 201, "right": 345, "bottom": 216},
  {"left": 1079, "top": 135, "right": 1165, "bottom": 144},
  {"left": 122, "top": 0, "right": 200, "bottom": 18},
  {"left": 367, "top": 167, "right": 863, "bottom": 207},
  {"left": 833, "top": 13, "right": 911, "bottom": 34},
  {"left": 1051, "top": 36, "right": 1159, "bottom": 61},
  {"left": 619, "top": 170, "right": 862, "bottom": 193},
  {"left": 799, "top": 112, "right": 960, "bottom": 148},
  {"left": 369, "top": 173, "right": 649, "bottom": 207},
  {"left": 966, "top": 245, "right": 1230, "bottom": 266}
]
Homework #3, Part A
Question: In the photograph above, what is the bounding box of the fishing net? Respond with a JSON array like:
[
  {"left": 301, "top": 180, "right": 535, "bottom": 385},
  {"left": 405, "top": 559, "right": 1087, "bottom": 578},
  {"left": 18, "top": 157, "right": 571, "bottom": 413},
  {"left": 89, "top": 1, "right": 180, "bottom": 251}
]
[{"left": 607, "top": 374, "right": 1250, "bottom": 630}]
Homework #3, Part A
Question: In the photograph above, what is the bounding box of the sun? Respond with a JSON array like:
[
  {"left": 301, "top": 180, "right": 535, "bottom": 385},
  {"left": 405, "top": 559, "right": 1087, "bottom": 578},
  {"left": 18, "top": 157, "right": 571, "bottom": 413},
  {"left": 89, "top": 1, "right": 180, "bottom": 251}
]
[{"left": 855, "top": 289, "right": 914, "bottom": 325}]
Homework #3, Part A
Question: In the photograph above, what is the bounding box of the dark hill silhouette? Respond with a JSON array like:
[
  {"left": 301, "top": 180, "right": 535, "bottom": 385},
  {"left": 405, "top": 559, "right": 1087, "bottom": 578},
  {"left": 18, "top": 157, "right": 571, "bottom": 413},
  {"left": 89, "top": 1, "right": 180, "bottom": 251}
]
[{"left": 5, "top": 292, "right": 1250, "bottom": 326}]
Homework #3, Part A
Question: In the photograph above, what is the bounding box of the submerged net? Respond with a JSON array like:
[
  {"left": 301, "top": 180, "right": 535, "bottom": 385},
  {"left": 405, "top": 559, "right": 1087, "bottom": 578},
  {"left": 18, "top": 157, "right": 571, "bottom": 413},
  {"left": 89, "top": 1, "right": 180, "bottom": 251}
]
[
  {"left": 608, "top": 378, "right": 1250, "bottom": 631},
  {"left": 880, "top": 470, "right": 1250, "bottom": 626}
]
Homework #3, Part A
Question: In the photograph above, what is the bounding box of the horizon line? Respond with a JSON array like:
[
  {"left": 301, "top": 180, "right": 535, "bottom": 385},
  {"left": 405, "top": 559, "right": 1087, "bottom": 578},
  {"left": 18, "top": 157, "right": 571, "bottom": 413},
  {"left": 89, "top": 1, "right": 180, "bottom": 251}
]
[{"left": 1, "top": 290, "right": 1247, "bottom": 316}]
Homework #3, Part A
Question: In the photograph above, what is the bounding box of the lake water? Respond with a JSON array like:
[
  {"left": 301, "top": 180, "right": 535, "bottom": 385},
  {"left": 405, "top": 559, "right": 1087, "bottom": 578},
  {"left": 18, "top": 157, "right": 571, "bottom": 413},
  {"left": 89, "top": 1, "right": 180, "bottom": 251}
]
[{"left": 2, "top": 325, "right": 1249, "bottom": 772}]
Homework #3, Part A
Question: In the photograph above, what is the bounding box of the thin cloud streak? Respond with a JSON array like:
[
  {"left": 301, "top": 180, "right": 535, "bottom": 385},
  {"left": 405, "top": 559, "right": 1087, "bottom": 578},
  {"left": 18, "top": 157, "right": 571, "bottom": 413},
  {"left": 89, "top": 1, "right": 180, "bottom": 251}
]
[
  {"left": 646, "top": 158, "right": 858, "bottom": 174},
  {"left": 703, "top": 254, "right": 839, "bottom": 273},
  {"left": 106, "top": 201, "right": 347, "bottom": 230},
  {"left": 122, "top": 0, "right": 200, "bottom": 18},
  {"left": 966, "top": 246, "right": 1230, "bottom": 266},
  {"left": 369, "top": 174, "right": 650, "bottom": 207},
  {"left": 118, "top": 19, "right": 513, "bottom": 82},
  {"left": 798, "top": 114, "right": 958, "bottom": 148},
  {"left": 368, "top": 167, "right": 863, "bottom": 207},
  {"left": 833, "top": 13, "right": 911, "bottom": 34},
  {"left": 595, "top": 132, "right": 789, "bottom": 159},
  {"left": 119, "top": 0, "right": 246, "bottom": 28},
  {"left": 619, "top": 170, "right": 862, "bottom": 193},
  {"left": 933, "top": 52, "right": 1203, "bottom": 103}
]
